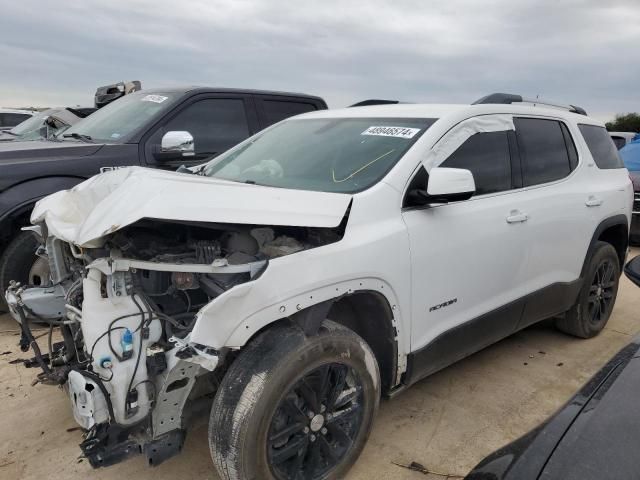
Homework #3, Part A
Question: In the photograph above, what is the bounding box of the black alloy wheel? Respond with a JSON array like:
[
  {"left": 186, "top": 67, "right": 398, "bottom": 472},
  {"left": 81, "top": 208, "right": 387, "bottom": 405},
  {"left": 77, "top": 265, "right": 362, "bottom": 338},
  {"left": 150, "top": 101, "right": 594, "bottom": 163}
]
[
  {"left": 268, "top": 363, "right": 364, "bottom": 480},
  {"left": 556, "top": 241, "right": 620, "bottom": 338},
  {"left": 209, "top": 321, "right": 380, "bottom": 480},
  {"left": 587, "top": 259, "right": 616, "bottom": 325}
]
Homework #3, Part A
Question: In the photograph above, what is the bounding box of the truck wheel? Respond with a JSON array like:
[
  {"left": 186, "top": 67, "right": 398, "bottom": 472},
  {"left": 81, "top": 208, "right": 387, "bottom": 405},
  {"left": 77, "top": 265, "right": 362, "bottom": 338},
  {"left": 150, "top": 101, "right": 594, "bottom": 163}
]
[
  {"left": 556, "top": 241, "right": 620, "bottom": 338},
  {"left": 209, "top": 320, "right": 380, "bottom": 480},
  {"left": 0, "top": 231, "right": 49, "bottom": 297}
]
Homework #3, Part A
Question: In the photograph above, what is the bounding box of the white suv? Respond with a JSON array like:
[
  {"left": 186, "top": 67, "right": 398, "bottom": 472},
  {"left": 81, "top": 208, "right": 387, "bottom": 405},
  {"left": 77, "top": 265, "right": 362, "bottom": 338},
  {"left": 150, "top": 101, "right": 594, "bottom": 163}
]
[{"left": 7, "top": 93, "right": 632, "bottom": 479}]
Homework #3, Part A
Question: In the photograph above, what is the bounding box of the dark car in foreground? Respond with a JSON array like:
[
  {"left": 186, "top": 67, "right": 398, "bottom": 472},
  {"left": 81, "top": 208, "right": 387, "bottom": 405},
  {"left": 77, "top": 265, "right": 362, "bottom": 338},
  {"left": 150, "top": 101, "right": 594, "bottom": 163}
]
[{"left": 466, "top": 255, "right": 640, "bottom": 480}]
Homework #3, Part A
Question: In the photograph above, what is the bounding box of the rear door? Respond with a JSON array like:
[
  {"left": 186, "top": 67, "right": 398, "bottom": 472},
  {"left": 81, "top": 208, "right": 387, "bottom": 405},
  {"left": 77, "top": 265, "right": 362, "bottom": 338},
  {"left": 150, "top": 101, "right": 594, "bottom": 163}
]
[
  {"left": 142, "top": 94, "right": 259, "bottom": 168},
  {"left": 509, "top": 117, "right": 591, "bottom": 327}
]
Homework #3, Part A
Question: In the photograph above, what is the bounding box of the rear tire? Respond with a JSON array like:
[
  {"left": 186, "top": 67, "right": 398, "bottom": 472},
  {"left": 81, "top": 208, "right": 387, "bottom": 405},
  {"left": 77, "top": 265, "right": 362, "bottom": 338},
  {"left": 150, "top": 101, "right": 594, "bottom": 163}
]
[
  {"left": 556, "top": 241, "right": 620, "bottom": 338},
  {"left": 209, "top": 320, "right": 380, "bottom": 480}
]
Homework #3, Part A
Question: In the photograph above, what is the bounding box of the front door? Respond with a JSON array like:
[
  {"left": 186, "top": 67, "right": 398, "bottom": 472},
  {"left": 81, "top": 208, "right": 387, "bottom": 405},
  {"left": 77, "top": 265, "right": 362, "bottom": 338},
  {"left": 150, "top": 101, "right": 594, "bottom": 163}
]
[{"left": 402, "top": 124, "right": 529, "bottom": 380}]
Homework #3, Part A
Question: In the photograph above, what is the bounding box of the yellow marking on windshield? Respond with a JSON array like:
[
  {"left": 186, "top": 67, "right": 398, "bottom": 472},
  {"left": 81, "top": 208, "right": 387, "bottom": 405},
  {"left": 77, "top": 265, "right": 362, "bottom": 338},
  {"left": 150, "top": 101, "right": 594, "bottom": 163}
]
[{"left": 331, "top": 149, "right": 396, "bottom": 183}]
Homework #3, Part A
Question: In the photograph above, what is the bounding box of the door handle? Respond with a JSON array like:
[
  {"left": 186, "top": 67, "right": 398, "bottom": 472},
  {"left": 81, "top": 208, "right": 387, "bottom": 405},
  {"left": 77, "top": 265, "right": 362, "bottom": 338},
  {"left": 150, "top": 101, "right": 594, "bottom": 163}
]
[
  {"left": 585, "top": 196, "right": 603, "bottom": 207},
  {"left": 506, "top": 210, "right": 528, "bottom": 223}
]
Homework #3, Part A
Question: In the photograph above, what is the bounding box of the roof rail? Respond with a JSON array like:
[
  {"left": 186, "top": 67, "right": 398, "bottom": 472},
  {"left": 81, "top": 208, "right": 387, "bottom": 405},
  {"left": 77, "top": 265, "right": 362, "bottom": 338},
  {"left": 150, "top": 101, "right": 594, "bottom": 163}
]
[
  {"left": 472, "top": 92, "right": 587, "bottom": 116},
  {"left": 349, "top": 99, "right": 401, "bottom": 107}
]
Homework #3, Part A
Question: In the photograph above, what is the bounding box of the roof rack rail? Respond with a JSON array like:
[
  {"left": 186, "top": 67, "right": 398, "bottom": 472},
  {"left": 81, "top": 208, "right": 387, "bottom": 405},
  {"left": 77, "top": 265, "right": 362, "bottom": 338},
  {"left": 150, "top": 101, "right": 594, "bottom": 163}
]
[
  {"left": 349, "top": 99, "right": 401, "bottom": 107},
  {"left": 472, "top": 92, "right": 587, "bottom": 116}
]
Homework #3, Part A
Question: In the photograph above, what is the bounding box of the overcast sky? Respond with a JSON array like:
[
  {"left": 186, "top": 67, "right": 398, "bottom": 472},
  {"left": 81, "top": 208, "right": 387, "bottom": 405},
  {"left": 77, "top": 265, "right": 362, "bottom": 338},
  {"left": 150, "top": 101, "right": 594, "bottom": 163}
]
[{"left": 1, "top": 0, "right": 638, "bottom": 121}]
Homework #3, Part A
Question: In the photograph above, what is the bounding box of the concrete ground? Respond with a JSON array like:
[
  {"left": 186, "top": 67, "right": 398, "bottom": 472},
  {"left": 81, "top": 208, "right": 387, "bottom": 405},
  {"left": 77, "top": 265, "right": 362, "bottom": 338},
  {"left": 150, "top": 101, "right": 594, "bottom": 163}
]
[{"left": 2, "top": 250, "right": 640, "bottom": 480}]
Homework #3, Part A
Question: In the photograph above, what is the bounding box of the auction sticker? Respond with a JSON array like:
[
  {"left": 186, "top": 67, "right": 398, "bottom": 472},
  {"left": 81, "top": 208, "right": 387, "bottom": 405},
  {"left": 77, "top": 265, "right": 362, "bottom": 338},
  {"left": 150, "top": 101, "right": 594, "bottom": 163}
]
[
  {"left": 361, "top": 126, "right": 420, "bottom": 139},
  {"left": 142, "top": 94, "right": 168, "bottom": 103}
]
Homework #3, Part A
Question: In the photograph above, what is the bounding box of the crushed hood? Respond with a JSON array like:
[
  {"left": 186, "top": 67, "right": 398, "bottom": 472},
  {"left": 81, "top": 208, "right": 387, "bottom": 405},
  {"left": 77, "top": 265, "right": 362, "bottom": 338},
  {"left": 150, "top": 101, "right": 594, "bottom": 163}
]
[{"left": 31, "top": 167, "right": 352, "bottom": 247}]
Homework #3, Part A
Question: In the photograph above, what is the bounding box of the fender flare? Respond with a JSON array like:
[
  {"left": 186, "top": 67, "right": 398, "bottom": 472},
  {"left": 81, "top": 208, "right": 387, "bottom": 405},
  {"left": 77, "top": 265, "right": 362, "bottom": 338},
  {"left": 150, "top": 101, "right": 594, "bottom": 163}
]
[
  {"left": 580, "top": 214, "right": 629, "bottom": 278},
  {"left": 198, "top": 277, "right": 409, "bottom": 381}
]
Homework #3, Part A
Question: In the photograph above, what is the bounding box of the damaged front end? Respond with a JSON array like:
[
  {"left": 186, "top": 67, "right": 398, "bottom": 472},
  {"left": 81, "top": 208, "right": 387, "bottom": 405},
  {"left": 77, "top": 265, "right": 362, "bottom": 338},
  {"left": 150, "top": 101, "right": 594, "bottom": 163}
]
[{"left": 6, "top": 218, "right": 343, "bottom": 467}]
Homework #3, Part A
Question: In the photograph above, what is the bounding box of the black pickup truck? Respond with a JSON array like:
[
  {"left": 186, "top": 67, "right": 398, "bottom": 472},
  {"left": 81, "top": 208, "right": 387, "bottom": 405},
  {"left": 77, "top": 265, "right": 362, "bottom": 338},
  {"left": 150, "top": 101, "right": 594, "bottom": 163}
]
[{"left": 0, "top": 87, "right": 327, "bottom": 297}]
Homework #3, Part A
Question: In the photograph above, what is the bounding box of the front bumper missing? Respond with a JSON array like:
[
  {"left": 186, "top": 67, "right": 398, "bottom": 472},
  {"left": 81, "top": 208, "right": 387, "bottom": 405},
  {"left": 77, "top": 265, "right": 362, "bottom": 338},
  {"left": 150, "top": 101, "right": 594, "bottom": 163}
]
[{"left": 80, "top": 423, "right": 186, "bottom": 468}]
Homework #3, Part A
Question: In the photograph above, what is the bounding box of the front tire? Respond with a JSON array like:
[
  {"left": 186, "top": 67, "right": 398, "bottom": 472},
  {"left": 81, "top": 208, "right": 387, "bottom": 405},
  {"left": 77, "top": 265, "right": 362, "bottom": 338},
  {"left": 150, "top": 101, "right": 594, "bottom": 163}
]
[
  {"left": 556, "top": 241, "right": 620, "bottom": 338},
  {"left": 0, "top": 231, "right": 49, "bottom": 310},
  {"left": 209, "top": 321, "right": 380, "bottom": 480}
]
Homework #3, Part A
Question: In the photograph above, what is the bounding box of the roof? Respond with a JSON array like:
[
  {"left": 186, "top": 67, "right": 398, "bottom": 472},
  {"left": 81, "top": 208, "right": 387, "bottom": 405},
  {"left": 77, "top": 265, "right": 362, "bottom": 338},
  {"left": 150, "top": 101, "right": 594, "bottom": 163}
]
[
  {"left": 0, "top": 108, "right": 34, "bottom": 115},
  {"left": 295, "top": 103, "right": 605, "bottom": 126},
  {"left": 135, "top": 86, "right": 326, "bottom": 103}
]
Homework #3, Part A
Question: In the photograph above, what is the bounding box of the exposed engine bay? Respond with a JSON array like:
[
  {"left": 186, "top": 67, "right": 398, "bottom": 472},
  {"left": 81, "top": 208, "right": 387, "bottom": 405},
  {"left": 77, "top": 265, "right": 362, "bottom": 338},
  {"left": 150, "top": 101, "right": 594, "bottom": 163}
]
[{"left": 6, "top": 218, "right": 344, "bottom": 467}]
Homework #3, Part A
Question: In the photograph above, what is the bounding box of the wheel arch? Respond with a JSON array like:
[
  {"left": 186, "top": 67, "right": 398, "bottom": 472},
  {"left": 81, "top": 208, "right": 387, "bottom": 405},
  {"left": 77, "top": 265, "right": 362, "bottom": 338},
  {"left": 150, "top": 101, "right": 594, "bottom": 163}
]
[
  {"left": 0, "top": 176, "right": 85, "bottom": 248},
  {"left": 302, "top": 291, "right": 399, "bottom": 394},
  {"left": 581, "top": 214, "right": 629, "bottom": 277},
  {"left": 220, "top": 281, "right": 406, "bottom": 395}
]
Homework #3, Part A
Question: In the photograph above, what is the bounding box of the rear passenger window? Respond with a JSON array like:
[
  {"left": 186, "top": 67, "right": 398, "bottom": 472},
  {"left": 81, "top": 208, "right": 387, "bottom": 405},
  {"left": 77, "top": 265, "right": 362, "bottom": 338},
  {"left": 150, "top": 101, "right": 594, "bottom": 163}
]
[
  {"left": 442, "top": 131, "right": 512, "bottom": 195},
  {"left": 515, "top": 118, "right": 573, "bottom": 186},
  {"left": 261, "top": 100, "right": 317, "bottom": 126},
  {"left": 579, "top": 124, "right": 625, "bottom": 169}
]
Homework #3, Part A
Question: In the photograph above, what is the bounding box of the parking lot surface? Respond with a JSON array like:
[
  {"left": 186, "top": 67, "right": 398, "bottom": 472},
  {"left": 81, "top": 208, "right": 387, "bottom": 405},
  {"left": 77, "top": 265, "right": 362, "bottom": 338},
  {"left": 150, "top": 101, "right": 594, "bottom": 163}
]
[{"left": 2, "top": 248, "right": 639, "bottom": 480}]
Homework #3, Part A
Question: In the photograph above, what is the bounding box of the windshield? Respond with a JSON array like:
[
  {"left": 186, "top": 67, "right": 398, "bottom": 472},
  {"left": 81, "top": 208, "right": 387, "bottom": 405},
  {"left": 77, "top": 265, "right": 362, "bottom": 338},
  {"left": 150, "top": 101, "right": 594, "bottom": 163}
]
[
  {"left": 203, "top": 117, "right": 436, "bottom": 193},
  {"left": 10, "top": 111, "right": 48, "bottom": 135},
  {"left": 60, "top": 91, "right": 180, "bottom": 143}
]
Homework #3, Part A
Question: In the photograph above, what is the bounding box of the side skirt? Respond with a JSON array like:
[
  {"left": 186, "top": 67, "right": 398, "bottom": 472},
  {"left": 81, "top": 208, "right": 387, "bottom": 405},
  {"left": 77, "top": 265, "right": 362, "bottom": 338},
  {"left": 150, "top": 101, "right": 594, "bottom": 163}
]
[{"left": 403, "top": 279, "right": 582, "bottom": 387}]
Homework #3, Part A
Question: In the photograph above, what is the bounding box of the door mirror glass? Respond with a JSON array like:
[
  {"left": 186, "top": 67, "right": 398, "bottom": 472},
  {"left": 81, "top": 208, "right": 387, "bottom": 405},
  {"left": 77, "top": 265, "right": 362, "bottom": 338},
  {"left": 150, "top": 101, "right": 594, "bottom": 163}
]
[
  {"left": 160, "top": 131, "right": 195, "bottom": 157},
  {"left": 624, "top": 255, "right": 640, "bottom": 287}
]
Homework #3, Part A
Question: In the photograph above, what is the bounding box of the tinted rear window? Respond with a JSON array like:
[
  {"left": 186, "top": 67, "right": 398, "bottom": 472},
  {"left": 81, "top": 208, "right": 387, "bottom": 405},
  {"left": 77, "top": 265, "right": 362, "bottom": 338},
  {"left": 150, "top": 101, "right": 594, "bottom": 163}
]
[
  {"left": 0, "top": 113, "right": 31, "bottom": 127},
  {"left": 261, "top": 100, "right": 318, "bottom": 126},
  {"left": 515, "top": 117, "right": 573, "bottom": 186},
  {"left": 579, "top": 125, "right": 625, "bottom": 169}
]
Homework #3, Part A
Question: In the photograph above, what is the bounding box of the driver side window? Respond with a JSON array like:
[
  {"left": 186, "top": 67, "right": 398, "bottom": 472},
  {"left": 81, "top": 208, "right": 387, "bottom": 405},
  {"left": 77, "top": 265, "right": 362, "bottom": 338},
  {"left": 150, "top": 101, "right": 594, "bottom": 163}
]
[
  {"left": 442, "top": 131, "right": 512, "bottom": 195},
  {"left": 162, "top": 98, "right": 250, "bottom": 159}
]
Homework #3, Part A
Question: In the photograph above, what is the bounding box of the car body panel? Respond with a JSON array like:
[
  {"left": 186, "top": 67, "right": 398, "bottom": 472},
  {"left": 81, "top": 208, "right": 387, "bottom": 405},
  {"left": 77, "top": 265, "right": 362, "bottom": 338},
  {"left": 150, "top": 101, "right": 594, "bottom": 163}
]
[{"left": 31, "top": 166, "right": 353, "bottom": 247}]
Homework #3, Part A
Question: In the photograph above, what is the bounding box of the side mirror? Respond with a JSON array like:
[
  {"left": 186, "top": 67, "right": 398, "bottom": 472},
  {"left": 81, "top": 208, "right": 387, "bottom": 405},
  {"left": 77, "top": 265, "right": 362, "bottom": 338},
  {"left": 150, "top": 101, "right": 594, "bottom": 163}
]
[
  {"left": 624, "top": 255, "right": 640, "bottom": 287},
  {"left": 158, "top": 131, "right": 195, "bottom": 159},
  {"left": 428, "top": 167, "right": 475, "bottom": 198},
  {"left": 408, "top": 167, "right": 475, "bottom": 206}
]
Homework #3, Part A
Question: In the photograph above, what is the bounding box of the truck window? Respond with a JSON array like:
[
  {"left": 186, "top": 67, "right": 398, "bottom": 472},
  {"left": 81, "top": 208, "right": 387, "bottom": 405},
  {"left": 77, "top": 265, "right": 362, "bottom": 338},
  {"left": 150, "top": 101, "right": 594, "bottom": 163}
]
[
  {"left": 164, "top": 98, "right": 250, "bottom": 157},
  {"left": 0, "top": 113, "right": 31, "bottom": 128},
  {"left": 261, "top": 100, "right": 318, "bottom": 126}
]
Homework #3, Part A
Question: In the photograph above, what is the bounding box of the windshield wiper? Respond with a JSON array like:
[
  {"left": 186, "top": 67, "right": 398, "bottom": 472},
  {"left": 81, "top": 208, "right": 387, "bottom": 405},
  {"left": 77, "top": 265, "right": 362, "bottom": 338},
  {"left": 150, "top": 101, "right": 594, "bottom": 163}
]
[
  {"left": 2, "top": 130, "right": 18, "bottom": 136},
  {"left": 62, "top": 132, "right": 93, "bottom": 143}
]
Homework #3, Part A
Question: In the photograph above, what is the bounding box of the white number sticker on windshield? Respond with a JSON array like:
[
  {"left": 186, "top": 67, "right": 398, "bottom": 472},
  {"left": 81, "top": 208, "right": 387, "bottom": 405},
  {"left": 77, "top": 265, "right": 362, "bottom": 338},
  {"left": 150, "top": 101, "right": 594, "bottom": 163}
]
[
  {"left": 361, "top": 126, "right": 420, "bottom": 139},
  {"left": 141, "top": 95, "right": 168, "bottom": 103}
]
